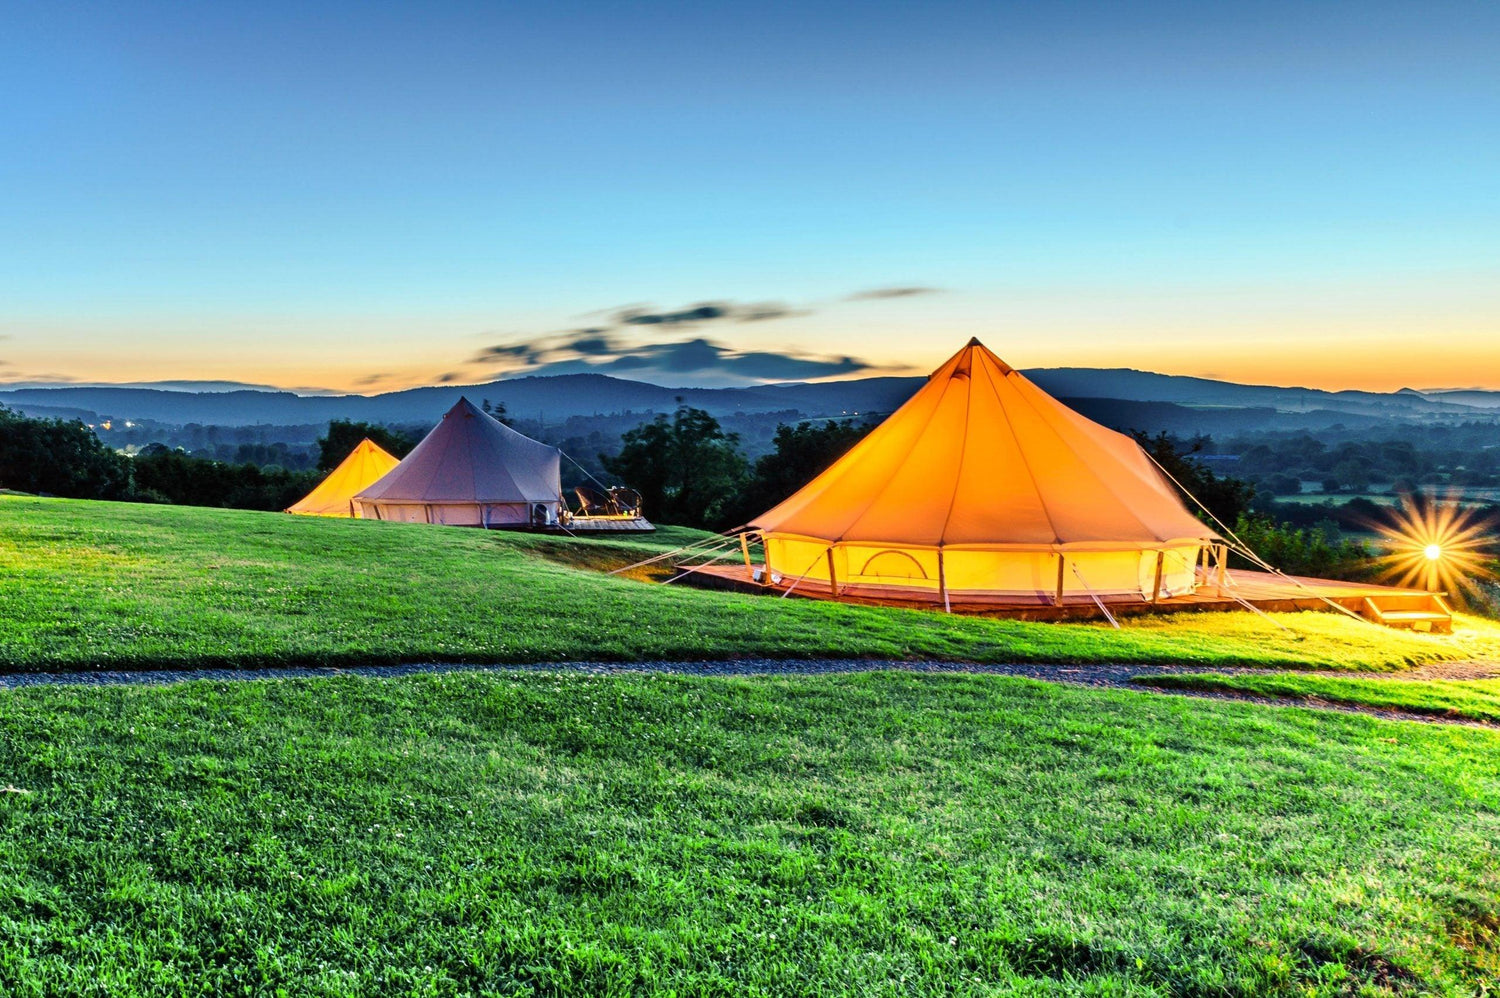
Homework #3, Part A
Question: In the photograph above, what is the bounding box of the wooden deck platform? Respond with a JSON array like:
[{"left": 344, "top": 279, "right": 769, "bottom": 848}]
[
  {"left": 679, "top": 562, "right": 1451, "bottom": 630},
  {"left": 562, "top": 515, "right": 656, "bottom": 534}
]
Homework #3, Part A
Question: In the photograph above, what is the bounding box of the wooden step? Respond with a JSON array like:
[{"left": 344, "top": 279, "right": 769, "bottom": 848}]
[{"left": 1360, "top": 594, "right": 1453, "bottom": 634}]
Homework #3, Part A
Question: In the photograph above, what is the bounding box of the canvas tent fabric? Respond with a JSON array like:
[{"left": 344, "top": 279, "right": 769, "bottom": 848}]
[
  {"left": 353, "top": 398, "right": 563, "bottom": 527},
  {"left": 748, "top": 339, "right": 1220, "bottom": 601},
  {"left": 285, "top": 438, "right": 400, "bottom": 517}
]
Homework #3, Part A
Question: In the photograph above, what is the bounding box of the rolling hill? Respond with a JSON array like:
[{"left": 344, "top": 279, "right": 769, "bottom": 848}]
[{"left": 3, "top": 369, "right": 1496, "bottom": 432}]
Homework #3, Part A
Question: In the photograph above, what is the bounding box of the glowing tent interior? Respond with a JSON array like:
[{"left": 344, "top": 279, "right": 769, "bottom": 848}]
[
  {"left": 285, "top": 438, "right": 400, "bottom": 518},
  {"left": 741, "top": 338, "right": 1225, "bottom": 606},
  {"left": 352, "top": 398, "right": 564, "bottom": 527}
]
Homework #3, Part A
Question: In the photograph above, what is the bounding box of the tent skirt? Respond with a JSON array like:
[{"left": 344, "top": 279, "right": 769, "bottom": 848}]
[
  {"left": 353, "top": 500, "right": 560, "bottom": 528},
  {"left": 762, "top": 535, "right": 1208, "bottom": 601}
]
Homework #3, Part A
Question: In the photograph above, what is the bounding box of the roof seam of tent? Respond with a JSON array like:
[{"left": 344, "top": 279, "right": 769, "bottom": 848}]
[
  {"left": 481, "top": 425, "right": 548, "bottom": 501},
  {"left": 755, "top": 349, "right": 960, "bottom": 532},
  {"left": 978, "top": 352, "right": 1064, "bottom": 546},
  {"left": 461, "top": 412, "right": 480, "bottom": 501},
  {"left": 481, "top": 422, "right": 539, "bottom": 499},
  {"left": 934, "top": 351, "right": 977, "bottom": 548},
  {"left": 428, "top": 411, "right": 460, "bottom": 502},
  {"left": 1000, "top": 358, "right": 1173, "bottom": 540},
  {"left": 1002, "top": 368, "right": 1174, "bottom": 542},
  {"left": 835, "top": 357, "right": 962, "bottom": 544},
  {"left": 459, "top": 400, "right": 536, "bottom": 502},
  {"left": 1025, "top": 380, "right": 1185, "bottom": 500}
]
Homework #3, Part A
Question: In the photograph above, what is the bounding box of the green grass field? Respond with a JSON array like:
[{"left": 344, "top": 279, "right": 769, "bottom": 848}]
[
  {"left": 6, "top": 495, "right": 1500, "bottom": 995},
  {"left": 3, "top": 494, "right": 1499, "bottom": 673},
  {"left": 1136, "top": 672, "right": 1500, "bottom": 725},
  {"left": 2, "top": 670, "right": 1498, "bottom": 996}
]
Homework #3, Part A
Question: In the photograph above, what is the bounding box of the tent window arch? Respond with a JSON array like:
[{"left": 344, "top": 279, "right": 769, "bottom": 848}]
[{"left": 858, "top": 550, "right": 929, "bottom": 580}]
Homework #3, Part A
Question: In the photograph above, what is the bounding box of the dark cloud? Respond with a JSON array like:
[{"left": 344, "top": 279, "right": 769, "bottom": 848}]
[
  {"left": 489, "top": 336, "right": 872, "bottom": 386},
  {"left": 569, "top": 333, "right": 619, "bottom": 356},
  {"left": 714, "top": 348, "right": 865, "bottom": 381},
  {"left": 459, "top": 294, "right": 884, "bottom": 387},
  {"left": 615, "top": 301, "right": 808, "bottom": 327},
  {"left": 479, "top": 343, "right": 541, "bottom": 359},
  {"left": 436, "top": 372, "right": 462, "bottom": 383},
  {"left": 353, "top": 373, "right": 392, "bottom": 386},
  {"left": 846, "top": 286, "right": 941, "bottom": 300},
  {"left": 735, "top": 303, "right": 810, "bottom": 322},
  {"left": 620, "top": 303, "right": 726, "bottom": 326}
]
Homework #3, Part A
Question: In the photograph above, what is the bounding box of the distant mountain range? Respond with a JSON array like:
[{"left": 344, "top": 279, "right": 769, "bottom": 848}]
[
  {"left": 1418, "top": 389, "right": 1500, "bottom": 409},
  {"left": 3, "top": 369, "right": 1498, "bottom": 433},
  {"left": 0, "top": 379, "right": 315, "bottom": 394}
]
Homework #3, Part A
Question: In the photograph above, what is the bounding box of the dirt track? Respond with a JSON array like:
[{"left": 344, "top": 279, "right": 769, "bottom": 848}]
[{"left": 2, "top": 658, "right": 1496, "bottom": 729}]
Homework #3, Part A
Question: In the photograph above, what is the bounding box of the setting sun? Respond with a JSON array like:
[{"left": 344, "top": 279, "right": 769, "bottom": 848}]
[{"left": 1374, "top": 497, "right": 1495, "bottom": 598}]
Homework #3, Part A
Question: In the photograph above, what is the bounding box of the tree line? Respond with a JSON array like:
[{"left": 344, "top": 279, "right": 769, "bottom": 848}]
[
  {"left": 1221, "top": 429, "right": 1500, "bottom": 495},
  {"left": 2, "top": 403, "right": 1471, "bottom": 586},
  {"left": 0, "top": 404, "right": 870, "bottom": 522},
  {"left": 0, "top": 403, "right": 1294, "bottom": 532},
  {"left": 0, "top": 408, "right": 418, "bottom": 511}
]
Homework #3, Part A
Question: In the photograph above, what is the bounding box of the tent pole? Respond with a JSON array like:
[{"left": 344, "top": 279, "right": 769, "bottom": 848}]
[
  {"left": 740, "top": 532, "right": 753, "bottom": 579},
  {"left": 1150, "top": 550, "right": 1165, "bottom": 604},
  {"left": 938, "top": 548, "right": 950, "bottom": 613},
  {"left": 1054, "top": 554, "right": 1066, "bottom": 606},
  {"left": 826, "top": 547, "right": 840, "bottom": 596},
  {"left": 1215, "top": 544, "right": 1228, "bottom": 594}
]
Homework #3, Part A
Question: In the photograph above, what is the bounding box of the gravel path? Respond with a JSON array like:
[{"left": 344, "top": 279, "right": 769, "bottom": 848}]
[
  {"left": 2, "top": 658, "right": 1495, "bottom": 729},
  {"left": 0, "top": 658, "right": 1262, "bottom": 689}
]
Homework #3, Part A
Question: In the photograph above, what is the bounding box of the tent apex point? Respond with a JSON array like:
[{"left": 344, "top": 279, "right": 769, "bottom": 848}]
[{"left": 959, "top": 337, "right": 1013, "bottom": 374}]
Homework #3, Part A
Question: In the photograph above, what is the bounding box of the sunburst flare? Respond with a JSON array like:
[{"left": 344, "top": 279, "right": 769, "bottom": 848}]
[{"left": 1370, "top": 494, "right": 1496, "bottom": 600}]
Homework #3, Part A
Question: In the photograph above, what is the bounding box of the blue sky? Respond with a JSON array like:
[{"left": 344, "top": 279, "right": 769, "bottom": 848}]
[{"left": 2, "top": 0, "right": 1497, "bottom": 391}]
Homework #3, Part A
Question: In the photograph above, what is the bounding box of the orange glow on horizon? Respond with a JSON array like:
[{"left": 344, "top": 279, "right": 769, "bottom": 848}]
[{"left": 6, "top": 306, "right": 1500, "bottom": 395}]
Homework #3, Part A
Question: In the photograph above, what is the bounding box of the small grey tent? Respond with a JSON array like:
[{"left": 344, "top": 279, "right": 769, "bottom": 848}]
[{"left": 353, "top": 397, "right": 563, "bottom": 527}]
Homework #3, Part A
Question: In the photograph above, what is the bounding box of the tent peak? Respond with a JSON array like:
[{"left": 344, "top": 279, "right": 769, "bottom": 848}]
[
  {"left": 945, "top": 338, "right": 1013, "bottom": 376},
  {"left": 286, "top": 436, "right": 400, "bottom": 517}
]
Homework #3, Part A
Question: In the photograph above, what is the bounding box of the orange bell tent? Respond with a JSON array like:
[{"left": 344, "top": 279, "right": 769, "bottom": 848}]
[
  {"left": 285, "top": 438, "right": 400, "bottom": 517},
  {"left": 745, "top": 339, "right": 1222, "bottom": 605}
]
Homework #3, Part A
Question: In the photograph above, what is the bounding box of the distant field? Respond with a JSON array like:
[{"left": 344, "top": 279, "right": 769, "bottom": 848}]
[
  {"left": 1136, "top": 672, "right": 1500, "bottom": 724},
  {"left": 4, "top": 495, "right": 1500, "bottom": 672},
  {"left": 1276, "top": 489, "right": 1500, "bottom": 507},
  {"left": 1, "top": 670, "right": 1497, "bottom": 995}
]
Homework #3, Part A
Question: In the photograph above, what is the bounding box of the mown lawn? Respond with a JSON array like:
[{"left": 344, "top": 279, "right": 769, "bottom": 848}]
[
  {"left": 0, "top": 670, "right": 1497, "bottom": 996},
  {"left": 1136, "top": 672, "right": 1500, "bottom": 725},
  {"left": 3, "top": 495, "right": 1498, "bottom": 672}
]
